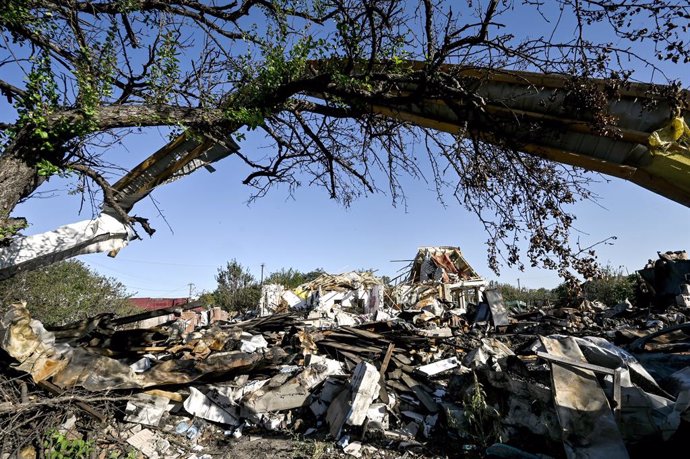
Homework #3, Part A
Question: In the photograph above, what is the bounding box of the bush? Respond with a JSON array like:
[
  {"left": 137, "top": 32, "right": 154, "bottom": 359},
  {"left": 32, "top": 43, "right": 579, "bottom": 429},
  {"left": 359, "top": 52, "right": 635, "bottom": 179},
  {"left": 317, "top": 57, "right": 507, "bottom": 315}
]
[
  {"left": 494, "top": 283, "right": 556, "bottom": 307},
  {"left": 553, "top": 265, "right": 637, "bottom": 307},
  {"left": 44, "top": 430, "right": 92, "bottom": 459},
  {"left": 0, "top": 260, "right": 134, "bottom": 326},
  {"left": 264, "top": 267, "right": 325, "bottom": 289}
]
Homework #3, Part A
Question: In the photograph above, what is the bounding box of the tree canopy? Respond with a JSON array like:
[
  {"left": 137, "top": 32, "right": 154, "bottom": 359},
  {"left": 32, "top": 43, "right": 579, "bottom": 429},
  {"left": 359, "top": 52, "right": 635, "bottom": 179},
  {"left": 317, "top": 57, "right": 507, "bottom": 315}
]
[
  {"left": 265, "top": 267, "right": 325, "bottom": 289},
  {"left": 210, "top": 262, "right": 325, "bottom": 312},
  {"left": 213, "top": 259, "right": 261, "bottom": 313},
  {"left": 1, "top": 0, "right": 688, "bottom": 284}
]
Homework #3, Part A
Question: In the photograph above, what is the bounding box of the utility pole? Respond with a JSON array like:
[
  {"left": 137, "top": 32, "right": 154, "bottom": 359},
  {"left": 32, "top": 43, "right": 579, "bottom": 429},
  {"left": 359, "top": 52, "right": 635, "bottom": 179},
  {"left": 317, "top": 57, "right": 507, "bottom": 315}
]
[
  {"left": 259, "top": 263, "right": 266, "bottom": 317},
  {"left": 188, "top": 283, "right": 194, "bottom": 301},
  {"left": 517, "top": 278, "right": 521, "bottom": 291}
]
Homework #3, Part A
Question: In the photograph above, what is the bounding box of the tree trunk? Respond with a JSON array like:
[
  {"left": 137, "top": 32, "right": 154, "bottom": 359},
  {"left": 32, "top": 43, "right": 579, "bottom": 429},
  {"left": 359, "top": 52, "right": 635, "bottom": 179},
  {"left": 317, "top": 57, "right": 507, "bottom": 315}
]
[{"left": 0, "top": 140, "right": 45, "bottom": 236}]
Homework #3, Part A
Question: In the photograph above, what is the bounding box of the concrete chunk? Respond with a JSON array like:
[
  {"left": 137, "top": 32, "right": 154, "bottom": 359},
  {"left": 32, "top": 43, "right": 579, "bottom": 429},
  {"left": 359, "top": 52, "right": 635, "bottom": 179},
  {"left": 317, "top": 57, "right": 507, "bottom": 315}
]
[
  {"left": 346, "top": 362, "right": 380, "bottom": 426},
  {"left": 416, "top": 357, "right": 460, "bottom": 376}
]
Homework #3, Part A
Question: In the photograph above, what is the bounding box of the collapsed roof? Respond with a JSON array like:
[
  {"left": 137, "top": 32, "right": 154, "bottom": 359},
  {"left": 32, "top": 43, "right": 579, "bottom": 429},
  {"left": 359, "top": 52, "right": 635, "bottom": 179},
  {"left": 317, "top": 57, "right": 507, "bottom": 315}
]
[{"left": 407, "top": 246, "right": 483, "bottom": 285}]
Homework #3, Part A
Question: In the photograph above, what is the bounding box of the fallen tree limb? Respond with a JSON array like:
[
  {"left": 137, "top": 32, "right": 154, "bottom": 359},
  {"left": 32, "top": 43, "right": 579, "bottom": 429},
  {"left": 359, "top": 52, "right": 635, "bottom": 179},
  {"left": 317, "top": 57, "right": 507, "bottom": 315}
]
[{"left": 0, "top": 390, "right": 132, "bottom": 417}]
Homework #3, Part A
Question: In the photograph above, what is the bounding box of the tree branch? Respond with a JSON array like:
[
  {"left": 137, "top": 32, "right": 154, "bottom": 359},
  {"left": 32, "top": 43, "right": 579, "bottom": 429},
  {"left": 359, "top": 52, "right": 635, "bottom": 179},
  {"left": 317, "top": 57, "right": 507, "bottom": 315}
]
[
  {"left": 0, "top": 79, "right": 27, "bottom": 102},
  {"left": 65, "top": 162, "right": 154, "bottom": 236}
]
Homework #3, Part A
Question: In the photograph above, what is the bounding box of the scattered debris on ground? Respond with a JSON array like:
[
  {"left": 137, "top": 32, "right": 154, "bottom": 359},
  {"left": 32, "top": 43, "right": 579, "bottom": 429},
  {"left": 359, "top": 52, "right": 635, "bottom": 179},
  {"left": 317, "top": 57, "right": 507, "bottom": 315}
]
[{"left": 2, "top": 247, "right": 690, "bottom": 458}]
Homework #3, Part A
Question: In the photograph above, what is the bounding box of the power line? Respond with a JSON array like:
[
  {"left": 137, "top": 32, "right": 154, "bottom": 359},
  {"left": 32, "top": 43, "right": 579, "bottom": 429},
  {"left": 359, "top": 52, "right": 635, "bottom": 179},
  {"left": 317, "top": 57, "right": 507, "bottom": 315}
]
[
  {"left": 125, "top": 285, "right": 188, "bottom": 293},
  {"left": 85, "top": 260, "right": 161, "bottom": 282},
  {"left": 108, "top": 257, "right": 218, "bottom": 268}
]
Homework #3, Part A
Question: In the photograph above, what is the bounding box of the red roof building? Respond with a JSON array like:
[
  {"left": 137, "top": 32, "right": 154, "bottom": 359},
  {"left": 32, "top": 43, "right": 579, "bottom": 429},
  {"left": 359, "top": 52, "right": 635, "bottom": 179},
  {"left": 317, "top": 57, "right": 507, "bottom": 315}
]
[{"left": 129, "top": 297, "right": 190, "bottom": 311}]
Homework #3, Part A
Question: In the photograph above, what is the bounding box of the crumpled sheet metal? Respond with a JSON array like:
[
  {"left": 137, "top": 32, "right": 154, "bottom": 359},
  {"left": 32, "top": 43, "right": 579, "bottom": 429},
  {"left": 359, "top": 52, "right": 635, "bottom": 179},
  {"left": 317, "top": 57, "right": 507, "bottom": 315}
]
[
  {"left": 0, "top": 214, "right": 134, "bottom": 281},
  {"left": 540, "top": 336, "right": 629, "bottom": 459},
  {"left": 532, "top": 335, "right": 665, "bottom": 396},
  {"left": 0, "top": 303, "right": 70, "bottom": 382},
  {"left": 243, "top": 356, "right": 345, "bottom": 414},
  {"left": 572, "top": 337, "right": 690, "bottom": 442},
  {"left": 462, "top": 338, "right": 514, "bottom": 370},
  {"left": 0, "top": 303, "right": 279, "bottom": 391},
  {"left": 535, "top": 335, "right": 689, "bottom": 444}
]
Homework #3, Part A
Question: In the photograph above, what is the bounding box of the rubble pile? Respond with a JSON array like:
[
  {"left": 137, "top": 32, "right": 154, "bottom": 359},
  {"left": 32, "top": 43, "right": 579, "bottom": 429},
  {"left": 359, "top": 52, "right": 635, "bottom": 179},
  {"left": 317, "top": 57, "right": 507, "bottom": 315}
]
[
  {"left": 259, "top": 271, "right": 385, "bottom": 324},
  {"left": 1, "top": 248, "right": 690, "bottom": 458}
]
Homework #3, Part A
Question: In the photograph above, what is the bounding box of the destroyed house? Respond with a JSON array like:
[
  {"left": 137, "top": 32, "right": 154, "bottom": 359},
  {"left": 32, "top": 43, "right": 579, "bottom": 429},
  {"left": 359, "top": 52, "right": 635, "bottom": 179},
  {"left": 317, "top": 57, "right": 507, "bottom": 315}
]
[
  {"left": 394, "top": 246, "right": 486, "bottom": 312},
  {"left": 259, "top": 271, "right": 384, "bottom": 318},
  {"left": 5, "top": 251, "right": 690, "bottom": 458}
]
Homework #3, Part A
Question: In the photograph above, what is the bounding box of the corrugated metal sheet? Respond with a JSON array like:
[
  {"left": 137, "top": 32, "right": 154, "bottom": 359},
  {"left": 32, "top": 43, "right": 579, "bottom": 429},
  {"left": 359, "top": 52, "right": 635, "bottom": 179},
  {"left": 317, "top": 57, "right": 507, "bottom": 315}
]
[
  {"left": 316, "top": 62, "right": 690, "bottom": 206},
  {"left": 111, "top": 132, "right": 239, "bottom": 213}
]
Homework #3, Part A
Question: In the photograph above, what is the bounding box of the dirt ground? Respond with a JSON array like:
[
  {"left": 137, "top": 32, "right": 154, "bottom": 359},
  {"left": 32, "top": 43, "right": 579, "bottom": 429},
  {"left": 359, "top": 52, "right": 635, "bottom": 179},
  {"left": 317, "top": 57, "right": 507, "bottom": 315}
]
[{"left": 207, "top": 433, "right": 458, "bottom": 459}]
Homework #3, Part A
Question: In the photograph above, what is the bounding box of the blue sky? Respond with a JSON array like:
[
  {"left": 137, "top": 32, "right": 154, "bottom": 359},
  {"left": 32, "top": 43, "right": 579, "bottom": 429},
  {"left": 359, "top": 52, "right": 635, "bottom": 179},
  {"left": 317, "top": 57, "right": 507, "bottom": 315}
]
[
  {"left": 5, "top": 1, "right": 690, "bottom": 297},
  {"left": 15, "top": 135, "right": 689, "bottom": 297}
]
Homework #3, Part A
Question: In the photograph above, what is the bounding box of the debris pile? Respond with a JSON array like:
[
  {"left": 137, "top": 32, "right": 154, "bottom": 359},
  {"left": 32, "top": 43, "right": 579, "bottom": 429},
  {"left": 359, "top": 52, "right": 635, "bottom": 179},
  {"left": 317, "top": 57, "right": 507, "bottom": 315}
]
[
  {"left": 393, "top": 246, "right": 486, "bottom": 315},
  {"left": 1, "top": 248, "right": 690, "bottom": 458},
  {"left": 259, "top": 271, "right": 385, "bottom": 325},
  {"left": 638, "top": 250, "right": 690, "bottom": 308}
]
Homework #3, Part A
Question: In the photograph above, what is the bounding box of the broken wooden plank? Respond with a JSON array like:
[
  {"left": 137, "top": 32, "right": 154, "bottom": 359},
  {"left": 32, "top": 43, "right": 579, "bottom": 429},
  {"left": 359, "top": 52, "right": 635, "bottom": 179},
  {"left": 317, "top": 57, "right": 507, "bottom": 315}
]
[
  {"left": 378, "top": 374, "right": 390, "bottom": 405},
  {"left": 377, "top": 343, "right": 396, "bottom": 406},
  {"left": 319, "top": 341, "right": 383, "bottom": 354},
  {"left": 417, "top": 327, "right": 453, "bottom": 338},
  {"left": 111, "top": 300, "right": 202, "bottom": 326},
  {"left": 386, "top": 380, "right": 410, "bottom": 393},
  {"left": 340, "top": 326, "right": 387, "bottom": 341},
  {"left": 379, "top": 343, "right": 396, "bottom": 376},
  {"left": 390, "top": 355, "right": 415, "bottom": 374},
  {"left": 129, "top": 346, "right": 168, "bottom": 353},
  {"left": 324, "top": 332, "right": 369, "bottom": 341},
  {"left": 401, "top": 374, "right": 438, "bottom": 413},
  {"left": 392, "top": 353, "right": 412, "bottom": 365},
  {"left": 334, "top": 349, "right": 363, "bottom": 365}
]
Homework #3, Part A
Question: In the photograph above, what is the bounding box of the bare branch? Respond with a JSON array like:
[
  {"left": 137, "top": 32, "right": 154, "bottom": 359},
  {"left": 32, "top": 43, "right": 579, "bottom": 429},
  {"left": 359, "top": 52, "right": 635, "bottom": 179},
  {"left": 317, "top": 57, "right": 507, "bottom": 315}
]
[{"left": 0, "top": 79, "right": 27, "bottom": 102}]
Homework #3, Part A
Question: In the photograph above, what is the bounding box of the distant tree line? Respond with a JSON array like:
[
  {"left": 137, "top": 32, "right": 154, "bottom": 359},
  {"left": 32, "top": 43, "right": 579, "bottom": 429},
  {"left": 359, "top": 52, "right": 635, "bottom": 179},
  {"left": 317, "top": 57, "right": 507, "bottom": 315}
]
[
  {"left": 209, "top": 259, "right": 639, "bottom": 315},
  {"left": 496, "top": 265, "right": 637, "bottom": 309},
  {"left": 199, "top": 260, "right": 326, "bottom": 315},
  {"left": 0, "top": 258, "right": 639, "bottom": 326}
]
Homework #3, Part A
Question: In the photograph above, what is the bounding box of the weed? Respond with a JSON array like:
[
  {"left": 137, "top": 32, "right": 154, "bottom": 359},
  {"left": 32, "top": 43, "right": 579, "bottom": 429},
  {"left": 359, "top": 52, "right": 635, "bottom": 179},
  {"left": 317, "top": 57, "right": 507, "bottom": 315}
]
[
  {"left": 43, "top": 430, "right": 92, "bottom": 459},
  {"left": 462, "top": 372, "right": 502, "bottom": 447},
  {"left": 290, "top": 434, "right": 329, "bottom": 459}
]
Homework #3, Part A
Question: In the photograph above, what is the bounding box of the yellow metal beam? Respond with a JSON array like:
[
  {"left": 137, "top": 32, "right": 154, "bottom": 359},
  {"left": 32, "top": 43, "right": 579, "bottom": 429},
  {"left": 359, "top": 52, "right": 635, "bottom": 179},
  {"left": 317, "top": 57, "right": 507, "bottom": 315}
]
[{"left": 369, "top": 104, "right": 690, "bottom": 207}]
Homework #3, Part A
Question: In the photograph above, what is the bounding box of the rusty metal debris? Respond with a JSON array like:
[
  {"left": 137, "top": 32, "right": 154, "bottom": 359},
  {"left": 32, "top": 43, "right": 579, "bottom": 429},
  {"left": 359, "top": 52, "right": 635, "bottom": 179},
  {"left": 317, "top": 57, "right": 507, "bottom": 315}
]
[{"left": 2, "top": 248, "right": 690, "bottom": 458}]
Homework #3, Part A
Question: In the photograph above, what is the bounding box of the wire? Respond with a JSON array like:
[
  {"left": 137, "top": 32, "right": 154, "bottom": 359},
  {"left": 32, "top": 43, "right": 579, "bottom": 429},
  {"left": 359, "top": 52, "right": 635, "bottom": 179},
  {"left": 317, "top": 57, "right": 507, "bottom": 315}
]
[
  {"left": 125, "top": 285, "right": 188, "bottom": 293},
  {"left": 112, "top": 257, "right": 218, "bottom": 268}
]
